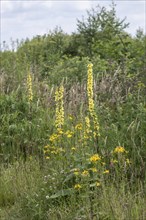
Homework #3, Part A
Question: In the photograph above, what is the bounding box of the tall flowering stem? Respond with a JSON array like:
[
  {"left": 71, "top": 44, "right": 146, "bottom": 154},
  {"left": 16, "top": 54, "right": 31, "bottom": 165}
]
[
  {"left": 87, "top": 63, "right": 100, "bottom": 151},
  {"left": 27, "top": 72, "right": 33, "bottom": 102},
  {"left": 55, "top": 85, "right": 64, "bottom": 129}
]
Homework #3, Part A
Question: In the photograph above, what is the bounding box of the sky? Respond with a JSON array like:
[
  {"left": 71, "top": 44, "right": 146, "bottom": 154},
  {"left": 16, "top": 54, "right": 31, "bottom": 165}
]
[{"left": 1, "top": 0, "right": 146, "bottom": 48}]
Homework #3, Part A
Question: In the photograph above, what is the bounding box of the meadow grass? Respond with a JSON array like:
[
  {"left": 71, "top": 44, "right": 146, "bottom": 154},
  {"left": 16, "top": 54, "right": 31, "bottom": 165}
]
[{"left": 0, "top": 63, "right": 146, "bottom": 219}]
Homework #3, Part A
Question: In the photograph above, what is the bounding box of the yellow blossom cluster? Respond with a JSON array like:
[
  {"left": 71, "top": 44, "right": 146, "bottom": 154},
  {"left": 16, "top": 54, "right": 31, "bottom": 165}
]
[
  {"left": 55, "top": 85, "right": 64, "bottom": 129},
  {"left": 65, "top": 130, "right": 74, "bottom": 138},
  {"left": 89, "top": 167, "right": 97, "bottom": 172},
  {"left": 81, "top": 170, "right": 89, "bottom": 176},
  {"left": 44, "top": 144, "right": 65, "bottom": 159},
  {"left": 27, "top": 73, "right": 33, "bottom": 102},
  {"left": 89, "top": 154, "right": 101, "bottom": 162},
  {"left": 103, "top": 170, "right": 109, "bottom": 174},
  {"left": 114, "top": 146, "right": 126, "bottom": 153},
  {"left": 75, "top": 123, "right": 83, "bottom": 130},
  {"left": 74, "top": 184, "right": 82, "bottom": 190},
  {"left": 87, "top": 64, "right": 100, "bottom": 137}
]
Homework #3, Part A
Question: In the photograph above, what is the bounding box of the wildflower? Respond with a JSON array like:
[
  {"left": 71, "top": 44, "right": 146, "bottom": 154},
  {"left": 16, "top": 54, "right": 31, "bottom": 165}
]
[
  {"left": 89, "top": 154, "right": 101, "bottom": 162},
  {"left": 27, "top": 72, "right": 33, "bottom": 102},
  {"left": 89, "top": 167, "right": 97, "bottom": 172},
  {"left": 75, "top": 123, "right": 82, "bottom": 130},
  {"left": 126, "top": 158, "right": 131, "bottom": 164},
  {"left": 57, "top": 128, "right": 64, "bottom": 135},
  {"left": 29, "top": 156, "right": 32, "bottom": 160},
  {"left": 114, "top": 146, "right": 126, "bottom": 153},
  {"left": 65, "top": 130, "right": 73, "bottom": 138},
  {"left": 103, "top": 170, "right": 109, "bottom": 174},
  {"left": 44, "top": 145, "right": 49, "bottom": 149},
  {"left": 68, "top": 114, "right": 73, "bottom": 120},
  {"left": 55, "top": 85, "right": 64, "bottom": 129},
  {"left": 50, "top": 150, "right": 58, "bottom": 155},
  {"left": 71, "top": 147, "right": 76, "bottom": 151},
  {"left": 85, "top": 116, "right": 91, "bottom": 134},
  {"left": 43, "top": 149, "right": 49, "bottom": 154},
  {"left": 46, "top": 156, "right": 50, "bottom": 159},
  {"left": 111, "top": 160, "right": 118, "bottom": 163},
  {"left": 111, "top": 159, "right": 118, "bottom": 164},
  {"left": 87, "top": 63, "right": 100, "bottom": 137},
  {"left": 71, "top": 168, "right": 80, "bottom": 175},
  {"left": 74, "top": 171, "right": 79, "bottom": 176},
  {"left": 96, "top": 182, "right": 100, "bottom": 187},
  {"left": 58, "top": 147, "right": 65, "bottom": 152},
  {"left": 49, "top": 133, "right": 59, "bottom": 142},
  {"left": 81, "top": 170, "right": 89, "bottom": 176},
  {"left": 74, "top": 184, "right": 82, "bottom": 190}
]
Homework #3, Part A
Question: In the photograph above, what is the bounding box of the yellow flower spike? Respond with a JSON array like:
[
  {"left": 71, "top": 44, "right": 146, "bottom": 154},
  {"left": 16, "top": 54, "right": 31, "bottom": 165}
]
[
  {"left": 27, "top": 72, "right": 33, "bottom": 102},
  {"left": 87, "top": 63, "right": 100, "bottom": 137},
  {"left": 55, "top": 85, "right": 64, "bottom": 129}
]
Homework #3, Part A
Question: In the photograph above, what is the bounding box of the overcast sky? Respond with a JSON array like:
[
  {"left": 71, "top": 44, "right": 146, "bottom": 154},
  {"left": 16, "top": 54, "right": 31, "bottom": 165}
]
[{"left": 1, "top": 0, "right": 146, "bottom": 47}]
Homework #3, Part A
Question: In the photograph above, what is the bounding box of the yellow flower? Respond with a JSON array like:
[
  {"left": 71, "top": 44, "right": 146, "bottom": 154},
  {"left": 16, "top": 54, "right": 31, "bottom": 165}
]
[
  {"left": 71, "top": 147, "right": 76, "bottom": 151},
  {"left": 74, "top": 171, "right": 79, "bottom": 176},
  {"left": 74, "top": 184, "right": 82, "bottom": 190},
  {"left": 44, "top": 145, "right": 49, "bottom": 149},
  {"left": 87, "top": 63, "right": 100, "bottom": 137},
  {"left": 65, "top": 130, "right": 73, "bottom": 138},
  {"left": 50, "top": 150, "right": 58, "bottom": 155},
  {"left": 58, "top": 147, "right": 65, "bottom": 152},
  {"left": 89, "top": 154, "right": 101, "bottom": 162},
  {"left": 49, "top": 133, "right": 59, "bottom": 142},
  {"left": 57, "top": 128, "right": 64, "bottom": 134},
  {"left": 114, "top": 146, "right": 126, "bottom": 153},
  {"left": 68, "top": 114, "right": 73, "bottom": 120},
  {"left": 46, "top": 156, "right": 50, "bottom": 159},
  {"left": 103, "top": 170, "right": 109, "bottom": 174},
  {"left": 55, "top": 85, "right": 64, "bottom": 128},
  {"left": 75, "top": 123, "right": 82, "bottom": 130},
  {"left": 111, "top": 159, "right": 118, "bottom": 163},
  {"left": 27, "top": 73, "right": 33, "bottom": 102},
  {"left": 126, "top": 158, "right": 131, "bottom": 164},
  {"left": 81, "top": 170, "right": 89, "bottom": 176},
  {"left": 96, "top": 182, "right": 100, "bottom": 187},
  {"left": 90, "top": 167, "right": 97, "bottom": 172}
]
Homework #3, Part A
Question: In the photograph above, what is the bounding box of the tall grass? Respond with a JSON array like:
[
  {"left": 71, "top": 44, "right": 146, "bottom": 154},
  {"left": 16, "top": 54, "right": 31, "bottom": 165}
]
[{"left": 0, "top": 63, "right": 146, "bottom": 219}]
